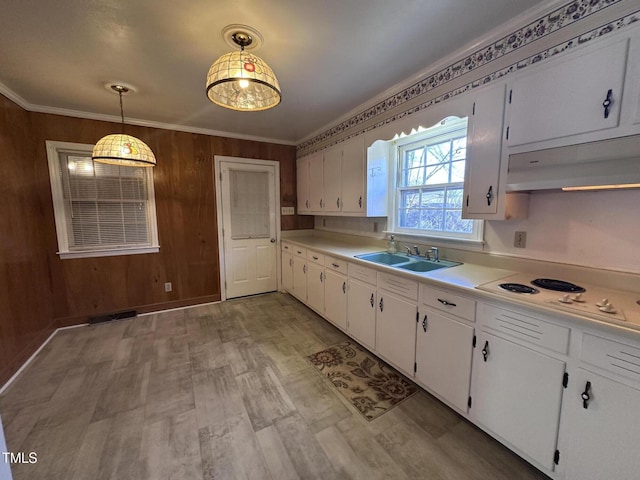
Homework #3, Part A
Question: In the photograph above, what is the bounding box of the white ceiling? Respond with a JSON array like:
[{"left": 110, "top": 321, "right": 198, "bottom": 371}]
[{"left": 0, "top": 0, "right": 551, "bottom": 144}]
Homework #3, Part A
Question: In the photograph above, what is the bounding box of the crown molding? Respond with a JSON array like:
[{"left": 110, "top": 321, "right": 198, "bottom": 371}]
[{"left": 0, "top": 81, "right": 296, "bottom": 146}]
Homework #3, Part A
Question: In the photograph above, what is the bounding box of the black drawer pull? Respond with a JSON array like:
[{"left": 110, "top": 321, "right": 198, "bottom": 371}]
[
  {"left": 379, "top": 297, "right": 384, "bottom": 312},
  {"left": 602, "top": 89, "right": 613, "bottom": 119},
  {"left": 582, "top": 381, "right": 592, "bottom": 409},
  {"left": 437, "top": 298, "right": 457, "bottom": 307},
  {"left": 482, "top": 341, "right": 489, "bottom": 362},
  {"left": 486, "top": 185, "right": 493, "bottom": 206},
  {"left": 331, "top": 263, "right": 340, "bottom": 268},
  {"left": 422, "top": 315, "right": 428, "bottom": 332},
  {"left": 370, "top": 293, "right": 374, "bottom": 308},
  {"left": 342, "top": 282, "right": 346, "bottom": 294}
]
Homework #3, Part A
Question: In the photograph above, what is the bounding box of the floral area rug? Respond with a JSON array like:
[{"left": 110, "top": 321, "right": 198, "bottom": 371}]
[{"left": 307, "top": 340, "right": 418, "bottom": 421}]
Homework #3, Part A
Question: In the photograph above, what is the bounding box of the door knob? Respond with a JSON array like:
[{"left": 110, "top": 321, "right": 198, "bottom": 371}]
[{"left": 270, "top": 238, "right": 276, "bottom": 243}]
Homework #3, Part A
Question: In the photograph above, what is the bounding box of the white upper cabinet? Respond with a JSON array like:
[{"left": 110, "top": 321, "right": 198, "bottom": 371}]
[
  {"left": 463, "top": 83, "right": 529, "bottom": 220},
  {"left": 296, "top": 155, "right": 312, "bottom": 214},
  {"left": 309, "top": 154, "right": 324, "bottom": 212},
  {"left": 464, "top": 83, "right": 506, "bottom": 216},
  {"left": 341, "top": 136, "right": 366, "bottom": 214},
  {"left": 507, "top": 38, "right": 628, "bottom": 148},
  {"left": 295, "top": 136, "right": 373, "bottom": 217},
  {"left": 322, "top": 146, "right": 342, "bottom": 213}
]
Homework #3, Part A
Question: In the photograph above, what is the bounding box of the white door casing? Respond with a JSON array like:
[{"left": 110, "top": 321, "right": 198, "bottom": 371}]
[{"left": 215, "top": 157, "right": 280, "bottom": 300}]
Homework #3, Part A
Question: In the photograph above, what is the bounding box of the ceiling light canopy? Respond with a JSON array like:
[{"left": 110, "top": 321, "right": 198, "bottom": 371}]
[
  {"left": 206, "top": 28, "right": 281, "bottom": 112},
  {"left": 92, "top": 85, "right": 156, "bottom": 167}
]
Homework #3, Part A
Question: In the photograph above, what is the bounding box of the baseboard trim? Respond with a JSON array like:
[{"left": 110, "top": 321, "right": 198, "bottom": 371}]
[
  {"left": 0, "top": 319, "right": 60, "bottom": 395},
  {"left": 54, "top": 294, "right": 222, "bottom": 327}
]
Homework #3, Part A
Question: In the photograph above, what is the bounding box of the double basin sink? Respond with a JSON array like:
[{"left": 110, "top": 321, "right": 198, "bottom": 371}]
[{"left": 355, "top": 251, "right": 461, "bottom": 273}]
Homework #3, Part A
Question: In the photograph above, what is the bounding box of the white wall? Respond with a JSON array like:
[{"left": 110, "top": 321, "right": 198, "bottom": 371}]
[
  {"left": 315, "top": 188, "right": 640, "bottom": 274},
  {"left": 485, "top": 189, "right": 640, "bottom": 274}
]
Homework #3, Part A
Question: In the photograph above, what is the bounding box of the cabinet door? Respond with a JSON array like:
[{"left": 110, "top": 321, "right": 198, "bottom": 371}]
[
  {"left": 324, "top": 270, "right": 347, "bottom": 330},
  {"left": 341, "top": 136, "right": 365, "bottom": 213},
  {"left": 416, "top": 309, "right": 474, "bottom": 413},
  {"left": 347, "top": 278, "right": 376, "bottom": 350},
  {"left": 463, "top": 84, "right": 505, "bottom": 216},
  {"left": 282, "top": 251, "right": 293, "bottom": 292},
  {"left": 309, "top": 153, "right": 324, "bottom": 212},
  {"left": 323, "top": 147, "right": 342, "bottom": 213},
  {"left": 507, "top": 39, "right": 628, "bottom": 147},
  {"left": 473, "top": 332, "right": 565, "bottom": 471},
  {"left": 376, "top": 291, "right": 416, "bottom": 375},
  {"left": 564, "top": 369, "right": 640, "bottom": 480},
  {"left": 306, "top": 262, "right": 325, "bottom": 314},
  {"left": 292, "top": 256, "right": 307, "bottom": 302},
  {"left": 296, "top": 157, "right": 310, "bottom": 213}
]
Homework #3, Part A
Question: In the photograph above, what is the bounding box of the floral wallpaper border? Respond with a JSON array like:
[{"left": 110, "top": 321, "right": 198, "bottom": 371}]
[{"left": 297, "top": 0, "right": 634, "bottom": 157}]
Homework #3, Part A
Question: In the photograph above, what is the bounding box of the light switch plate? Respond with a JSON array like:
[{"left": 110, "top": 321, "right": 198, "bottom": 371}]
[
  {"left": 281, "top": 207, "right": 295, "bottom": 215},
  {"left": 514, "top": 231, "right": 527, "bottom": 248}
]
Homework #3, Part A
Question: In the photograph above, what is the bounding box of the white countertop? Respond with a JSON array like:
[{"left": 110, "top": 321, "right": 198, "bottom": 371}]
[{"left": 282, "top": 233, "right": 640, "bottom": 339}]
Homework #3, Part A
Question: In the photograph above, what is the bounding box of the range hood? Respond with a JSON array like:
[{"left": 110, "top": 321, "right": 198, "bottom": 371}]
[{"left": 506, "top": 135, "right": 640, "bottom": 191}]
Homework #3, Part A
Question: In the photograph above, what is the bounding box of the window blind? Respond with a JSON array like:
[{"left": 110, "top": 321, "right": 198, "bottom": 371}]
[{"left": 59, "top": 152, "right": 150, "bottom": 249}]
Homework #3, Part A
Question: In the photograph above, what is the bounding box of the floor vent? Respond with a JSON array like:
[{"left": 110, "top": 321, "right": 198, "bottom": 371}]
[{"left": 89, "top": 310, "right": 137, "bottom": 325}]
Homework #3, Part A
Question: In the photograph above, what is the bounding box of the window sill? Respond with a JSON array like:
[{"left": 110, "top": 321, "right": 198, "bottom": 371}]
[{"left": 57, "top": 246, "right": 160, "bottom": 260}]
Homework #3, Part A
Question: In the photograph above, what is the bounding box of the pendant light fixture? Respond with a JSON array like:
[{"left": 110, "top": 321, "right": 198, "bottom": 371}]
[
  {"left": 206, "top": 26, "right": 281, "bottom": 111},
  {"left": 92, "top": 84, "right": 156, "bottom": 167}
]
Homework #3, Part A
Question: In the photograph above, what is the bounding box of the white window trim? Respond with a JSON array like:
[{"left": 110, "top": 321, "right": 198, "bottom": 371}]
[
  {"left": 46, "top": 140, "right": 160, "bottom": 259},
  {"left": 386, "top": 118, "right": 484, "bottom": 243}
]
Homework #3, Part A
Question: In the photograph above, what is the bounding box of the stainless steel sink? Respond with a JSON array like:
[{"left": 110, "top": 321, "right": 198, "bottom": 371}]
[
  {"left": 355, "top": 251, "right": 460, "bottom": 273},
  {"left": 355, "top": 252, "right": 411, "bottom": 265}
]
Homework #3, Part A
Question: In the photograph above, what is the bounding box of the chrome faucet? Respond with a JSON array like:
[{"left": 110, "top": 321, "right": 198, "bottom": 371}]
[
  {"left": 413, "top": 245, "right": 420, "bottom": 256},
  {"left": 428, "top": 247, "right": 439, "bottom": 262}
]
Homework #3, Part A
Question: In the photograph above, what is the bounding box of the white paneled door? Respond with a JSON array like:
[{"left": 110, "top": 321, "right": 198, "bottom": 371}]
[{"left": 218, "top": 159, "right": 278, "bottom": 299}]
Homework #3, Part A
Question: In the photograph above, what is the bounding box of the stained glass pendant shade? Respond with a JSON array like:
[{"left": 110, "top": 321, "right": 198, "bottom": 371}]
[
  {"left": 92, "top": 85, "right": 156, "bottom": 167},
  {"left": 206, "top": 31, "right": 281, "bottom": 112}
]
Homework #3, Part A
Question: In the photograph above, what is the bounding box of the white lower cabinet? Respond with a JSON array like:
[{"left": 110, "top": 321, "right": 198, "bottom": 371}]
[
  {"left": 324, "top": 268, "right": 347, "bottom": 330},
  {"left": 347, "top": 278, "right": 376, "bottom": 349},
  {"left": 562, "top": 332, "right": 640, "bottom": 480},
  {"left": 473, "top": 331, "right": 566, "bottom": 471},
  {"left": 291, "top": 255, "right": 307, "bottom": 302},
  {"left": 376, "top": 290, "right": 417, "bottom": 376},
  {"left": 281, "top": 250, "right": 293, "bottom": 292},
  {"left": 563, "top": 369, "right": 640, "bottom": 480},
  {"left": 306, "top": 262, "right": 325, "bottom": 314},
  {"left": 415, "top": 309, "right": 474, "bottom": 413},
  {"left": 306, "top": 251, "right": 325, "bottom": 314}
]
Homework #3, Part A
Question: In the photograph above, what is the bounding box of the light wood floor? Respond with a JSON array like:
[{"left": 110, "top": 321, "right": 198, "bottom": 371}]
[{"left": 0, "top": 293, "right": 549, "bottom": 480}]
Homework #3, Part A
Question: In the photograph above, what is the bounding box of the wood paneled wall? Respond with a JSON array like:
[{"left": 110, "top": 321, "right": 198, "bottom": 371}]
[
  {"left": 0, "top": 96, "right": 57, "bottom": 385},
  {"left": 0, "top": 94, "right": 313, "bottom": 385}
]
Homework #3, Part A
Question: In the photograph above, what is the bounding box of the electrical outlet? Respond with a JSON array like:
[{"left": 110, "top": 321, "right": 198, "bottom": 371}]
[
  {"left": 514, "top": 231, "right": 527, "bottom": 248},
  {"left": 164, "top": 282, "right": 173, "bottom": 292},
  {"left": 373, "top": 221, "right": 379, "bottom": 233},
  {"left": 281, "top": 206, "right": 295, "bottom": 215}
]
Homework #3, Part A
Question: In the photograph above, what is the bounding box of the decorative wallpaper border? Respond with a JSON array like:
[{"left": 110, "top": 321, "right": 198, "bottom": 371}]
[{"left": 297, "top": 0, "right": 628, "bottom": 157}]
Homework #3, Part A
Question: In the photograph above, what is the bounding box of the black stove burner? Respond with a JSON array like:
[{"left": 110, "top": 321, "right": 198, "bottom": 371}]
[
  {"left": 499, "top": 283, "right": 539, "bottom": 294},
  {"left": 531, "top": 278, "right": 585, "bottom": 293}
]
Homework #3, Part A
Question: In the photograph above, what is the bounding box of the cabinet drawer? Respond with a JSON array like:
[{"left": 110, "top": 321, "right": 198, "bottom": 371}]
[
  {"left": 325, "top": 256, "right": 347, "bottom": 273},
  {"left": 377, "top": 272, "right": 418, "bottom": 300},
  {"left": 348, "top": 262, "right": 377, "bottom": 285},
  {"left": 307, "top": 250, "right": 325, "bottom": 265},
  {"left": 581, "top": 333, "right": 640, "bottom": 383},
  {"left": 480, "top": 304, "right": 569, "bottom": 354},
  {"left": 292, "top": 246, "right": 307, "bottom": 258},
  {"left": 420, "top": 285, "right": 476, "bottom": 322},
  {"left": 282, "top": 241, "right": 293, "bottom": 253}
]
